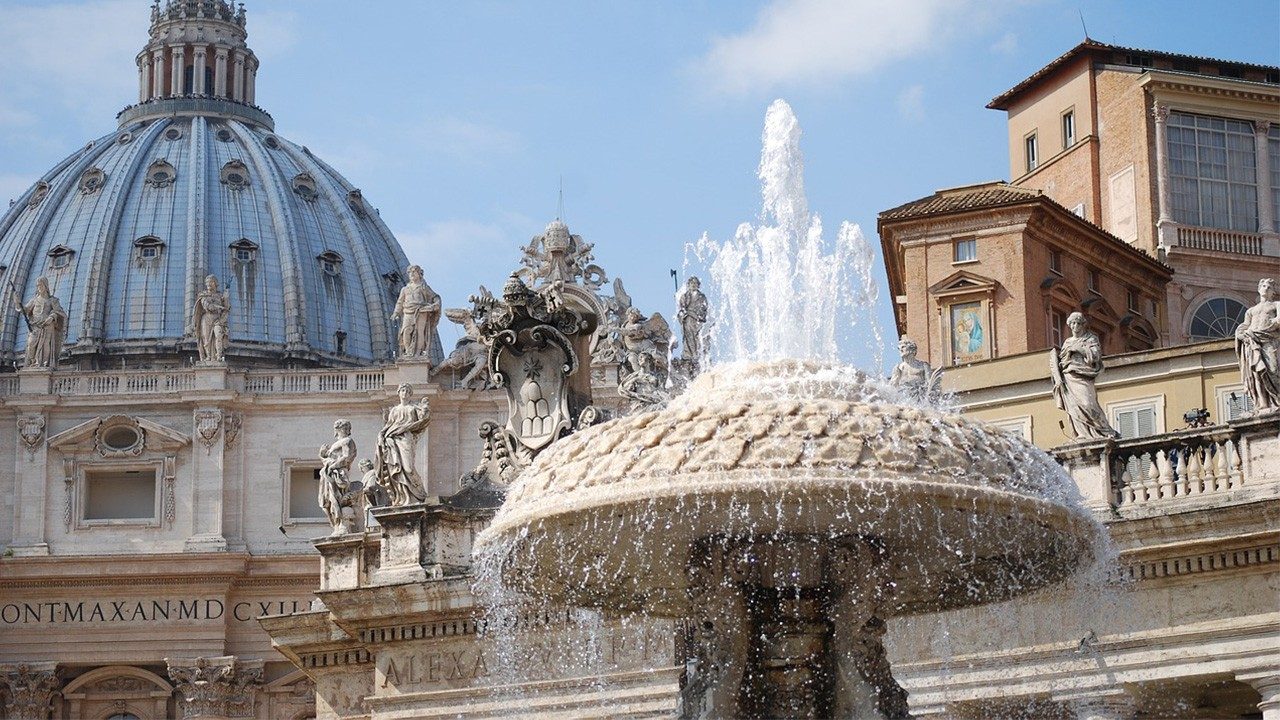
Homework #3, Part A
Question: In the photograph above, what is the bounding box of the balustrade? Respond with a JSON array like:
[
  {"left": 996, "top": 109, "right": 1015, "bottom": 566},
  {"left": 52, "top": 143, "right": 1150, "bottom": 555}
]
[
  {"left": 243, "top": 369, "right": 385, "bottom": 394},
  {"left": 1175, "top": 225, "right": 1263, "bottom": 255},
  {"left": 1108, "top": 428, "right": 1246, "bottom": 507}
]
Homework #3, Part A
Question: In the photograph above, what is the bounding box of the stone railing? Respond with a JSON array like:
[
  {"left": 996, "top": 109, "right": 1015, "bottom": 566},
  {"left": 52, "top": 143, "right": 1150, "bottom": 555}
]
[
  {"left": 1056, "top": 413, "right": 1279, "bottom": 512},
  {"left": 1175, "top": 226, "right": 1263, "bottom": 255},
  {"left": 243, "top": 369, "right": 385, "bottom": 394},
  {"left": 1108, "top": 427, "right": 1245, "bottom": 507},
  {"left": 50, "top": 370, "right": 197, "bottom": 396}
]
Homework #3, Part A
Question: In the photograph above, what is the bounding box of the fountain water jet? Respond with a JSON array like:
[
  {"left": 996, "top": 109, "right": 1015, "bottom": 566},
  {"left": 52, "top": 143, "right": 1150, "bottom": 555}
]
[{"left": 474, "top": 101, "right": 1102, "bottom": 719}]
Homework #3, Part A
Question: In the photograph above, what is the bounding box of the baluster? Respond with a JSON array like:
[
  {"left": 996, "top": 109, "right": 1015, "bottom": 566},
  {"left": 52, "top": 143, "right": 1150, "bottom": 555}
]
[
  {"left": 1184, "top": 446, "right": 1201, "bottom": 496},
  {"left": 1213, "top": 441, "right": 1228, "bottom": 492},
  {"left": 1229, "top": 439, "right": 1244, "bottom": 488},
  {"left": 1156, "top": 450, "right": 1176, "bottom": 500},
  {"left": 1142, "top": 453, "right": 1160, "bottom": 503},
  {"left": 1118, "top": 457, "right": 1136, "bottom": 505}
]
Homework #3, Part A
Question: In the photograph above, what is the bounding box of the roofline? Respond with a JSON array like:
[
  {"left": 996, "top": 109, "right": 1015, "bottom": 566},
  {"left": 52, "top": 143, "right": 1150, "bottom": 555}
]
[{"left": 987, "top": 39, "right": 1280, "bottom": 111}]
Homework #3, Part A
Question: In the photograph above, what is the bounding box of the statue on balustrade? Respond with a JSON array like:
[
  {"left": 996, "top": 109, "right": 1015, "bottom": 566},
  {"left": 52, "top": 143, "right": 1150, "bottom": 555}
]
[
  {"left": 676, "top": 275, "right": 709, "bottom": 372},
  {"left": 392, "top": 264, "right": 443, "bottom": 364},
  {"left": 889, "top": 337, "right": 940, "bottom": 403},
  {"left": 1235, "top": 277, "right": 1280, "bottom": 413},
  {"left": 1050, "top": 312, "right": 1119, "bottom": 440},
  {"left": 12, "top": 276, "right": 68, "bottom": 370},
  {"left": 619, "top": 306, "right": 672, "bottom": 409},
  {"left": 375, "top": 383, "right": 432, "bottom": 506},
  {"left": 318, "top": 419, "right": 361, "bottom": 535},
  {"left": 191, "top": 274, "right": 230, "bottom": 364}
]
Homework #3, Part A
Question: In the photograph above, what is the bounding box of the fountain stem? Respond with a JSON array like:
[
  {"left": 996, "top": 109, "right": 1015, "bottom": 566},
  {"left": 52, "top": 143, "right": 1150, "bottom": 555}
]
[{"left": 678, "top": 535, "right": 910, "bottom": 719}]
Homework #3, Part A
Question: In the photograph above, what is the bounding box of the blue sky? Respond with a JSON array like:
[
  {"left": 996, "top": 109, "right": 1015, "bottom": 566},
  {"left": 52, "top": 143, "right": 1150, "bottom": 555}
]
[{"left": 2, "top": 0, "right": 1277, "bottom": 370}]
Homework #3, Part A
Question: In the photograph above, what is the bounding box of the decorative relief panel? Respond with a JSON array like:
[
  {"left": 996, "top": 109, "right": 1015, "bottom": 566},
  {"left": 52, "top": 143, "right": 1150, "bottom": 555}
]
[
  {"left": 195, "top": 409, "right": 223, "bottom": 451},
  {"left": 17, "top": 415, "right": 45, "bottom": 458}
]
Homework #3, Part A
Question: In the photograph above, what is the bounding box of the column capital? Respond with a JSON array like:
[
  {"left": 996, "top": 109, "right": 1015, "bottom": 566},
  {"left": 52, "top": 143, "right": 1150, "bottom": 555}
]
[
  {"left": 166, "top": 656, "right": 263, "bottom": 719},
  {"left": 1151, "top": 103, "right": 1171, "bottom": 123},
  {"left": 0, "top": 662, "right": 60, "bottom": 720},
  {"left": 1255, "top": 119, "right": 1273, "bottom": 135}
]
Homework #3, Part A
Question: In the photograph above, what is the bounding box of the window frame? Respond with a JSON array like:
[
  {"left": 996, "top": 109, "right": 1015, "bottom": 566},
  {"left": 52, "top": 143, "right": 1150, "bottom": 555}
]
[
  {"left": 952, "top": 237, "right": 977, "bottom": 264},
  {"left": 1087, "top": 267, "right": 1101, "bottom": 294},
  {"left": 1049, "top": 248, "right": 1063, "bottom": 275},
  {"left": 77, "top": 461, "right": 162, "bottom": 528},
  {"left": 1024, "top": 131, "right": 1039, "bottom": 173},
  {"left": 1107, "top": 395, "right": 1166, "bottom": 440},
  {"left": 1215, "top": 383, "right": 1255, "bottom": 422},
  {"left": 1061, "top": 108, "right": 1076, "bottom": 149},
  {"left": 282, "top": 458, "right": 328, "bottom": 527},
  {"left": 1166, "top": 110, "right": 1259, "bottom": 232}
]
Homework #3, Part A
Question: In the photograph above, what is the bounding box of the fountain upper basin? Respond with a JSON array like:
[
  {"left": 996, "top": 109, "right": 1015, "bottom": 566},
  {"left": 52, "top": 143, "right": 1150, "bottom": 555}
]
[{"left": 475, "top": 360, "right": 1099, "bottom": 617}]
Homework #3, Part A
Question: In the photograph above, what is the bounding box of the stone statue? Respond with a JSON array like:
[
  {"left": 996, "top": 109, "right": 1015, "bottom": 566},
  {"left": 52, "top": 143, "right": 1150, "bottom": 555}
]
[
  {"left": 191, "top": 274, "right": 230, "bottom": 363},
  {"left": 435, "top": 307, "right": 489, "bottom": 389},
  {"left": 677, "top": 276, "right": 709, "bottom": 367},
  {"left": 1235, "top": 277, "right": 1280, "bottom": 413},
  {"left": 358, "top": 458, "right": 388, "bottom": 510},
  {"left": 888, "top": 337, "right": 940, "bottom": 402},
  {"left": 391, "top": 264, "right": 443, "bottom": 364},
  {"left": 375, "top": 383, "right": 431, "bottom": 506},
  {"left": 618, "top": 306, "right": 672, "bottom": 408},
  {"left": 11, "top": 276, "right": 68, "bottom": 370},
  {"left": 1050, "top": 312, "right": 1119, "bottom": 440},
  {"left": 318, "top": 419, "right": 360, "bottom": 535}
]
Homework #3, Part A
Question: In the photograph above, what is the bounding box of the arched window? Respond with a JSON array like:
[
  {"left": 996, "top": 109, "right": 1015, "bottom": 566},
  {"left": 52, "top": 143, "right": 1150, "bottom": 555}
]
[
  {"left": 1189, "top": 297, "right": 1247, "bottom": 341},
  {"left": 107, "top": 714, "right": 140, "bottom": 720}
]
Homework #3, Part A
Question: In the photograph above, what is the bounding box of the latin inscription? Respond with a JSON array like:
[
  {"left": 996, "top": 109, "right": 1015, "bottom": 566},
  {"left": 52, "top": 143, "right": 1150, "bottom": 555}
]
[{"left": 0, "top": 599, "right": 309, "bottom": 625}]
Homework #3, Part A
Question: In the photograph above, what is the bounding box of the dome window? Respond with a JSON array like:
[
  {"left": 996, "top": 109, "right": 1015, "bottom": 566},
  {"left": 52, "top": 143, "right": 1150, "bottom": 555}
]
[
  {"left": 230, "top": 238, "right": 259, "bottom": 264},
  {"left": 219, "top": 160, "right": 250, "bottom": 190},
  {"left": 117, "top": 131, "right": 133, "bottom": 145},
  {"left": 47, "top": 245, "right": 76, "bottom": 270},
  {"left": 264, "top": 135, "right": 280, "bottom": 150},
  {"left": 317, "top": 250, "right": 343, "bottom": 276},
  {"left": 292, "top": 173, "right": 318, "bottom": 201},
  {"left": 27, "top": 181, "right": 50, "bottom": 208},
  {"left": 346, "top": 189, "right": 367, "bottom": 217},
  {"left": 79, "top": 167, "right": 106, "bottom": 195},
  {"left": 163, "top": 126, "right": 183, "bottom": 141},
  {"left": 215, "top": 127, "right": 234, "bottom": 143},
  {"left": 335, "top": 330, "right": 347, "bottom": 355},
  {"left": 133, "top": 236, "right": 165, "bottom": 262},
  {"left": 145, "top": 160, "right": 177, "bottom": 188}
]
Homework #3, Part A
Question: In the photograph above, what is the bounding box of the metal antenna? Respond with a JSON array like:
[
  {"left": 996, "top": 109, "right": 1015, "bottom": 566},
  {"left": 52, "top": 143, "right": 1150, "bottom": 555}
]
[
  {"left": 557, "top": 176, "right": 565, "bottom": 222},
  {"left": 1078, "top": 9, "right": 1089, "bottom": 40}
]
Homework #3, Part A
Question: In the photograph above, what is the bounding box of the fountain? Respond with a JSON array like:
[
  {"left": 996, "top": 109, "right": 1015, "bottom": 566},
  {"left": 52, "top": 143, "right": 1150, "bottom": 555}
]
[{"left": 474, "top": 100, "right": 1102, "bottom": 719}]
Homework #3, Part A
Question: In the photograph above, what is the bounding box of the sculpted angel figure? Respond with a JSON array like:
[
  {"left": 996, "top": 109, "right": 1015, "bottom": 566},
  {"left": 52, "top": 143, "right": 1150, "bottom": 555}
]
[
  {"left": 12, "top": 276, "right": 67, "bottom": 369},
  {"left": 435, "top": 307, "right": 489, "bottom": 390},
  {"left": 392, "top": 264, "right": 443, "bottom": 363},
  {"left": 1051, "top": 312, "right": 1119, "bottom": 440},
  {"left": 1235, "top": 277, "right": 1280, "bottom": 412},
  {"left": 889, "top": 337, "right": 940, "bottom": 402},
  {"left": 191, "top": 274, "right": 230, "bottom": 363},
  {"left": 375, "top": 383, "right": 432, "bottom": 506},
  {"left": 318, "top": 420, "right": 358, "bottom": 534}
]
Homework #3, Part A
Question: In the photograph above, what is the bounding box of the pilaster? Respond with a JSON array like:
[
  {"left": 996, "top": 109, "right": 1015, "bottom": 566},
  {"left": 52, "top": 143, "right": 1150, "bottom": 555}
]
[
  {"left": 1255, "top": 120, "right": 1279, "bottom": 255},
  {"left": 171, "top": 46, "right": 185, "bottom": 97},
  {"left": 152, "top": 48, "right": 166, "bottom": 98},
  {"left": 10, "top": 386, "right": 52, "bottom": 555},
  {"left": 214, "top": 49, "right": 228, "bottom": 97},
  {"left": 232, "top": 52, "right": 244, "bottom": 102},
  {"left": 0, "top": 662, "right": 60, "bottom": 720},
  {"left": 193, "top": 45, "right": 207, "bottom": 95},
  {"left": 1152, "top": 103, "right": 1176, "bottom": 248},
  {"left": 185, "top": 406, "right": 227, "bottom": 552}
]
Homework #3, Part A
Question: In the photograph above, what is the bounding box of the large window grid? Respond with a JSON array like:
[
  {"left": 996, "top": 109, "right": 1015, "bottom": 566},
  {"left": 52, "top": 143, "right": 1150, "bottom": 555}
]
[
  {"left": 1167, "top": 112, "right": 1258, "bottom": 232},
  {"left": 1269, "top": 125, "right": 1279, "bottom": 233}
]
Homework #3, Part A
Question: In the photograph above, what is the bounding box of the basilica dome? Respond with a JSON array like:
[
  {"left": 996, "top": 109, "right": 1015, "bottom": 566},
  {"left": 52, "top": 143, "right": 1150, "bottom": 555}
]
[{"left": 0, "top": 1, "right": 410, "bottom": 368}]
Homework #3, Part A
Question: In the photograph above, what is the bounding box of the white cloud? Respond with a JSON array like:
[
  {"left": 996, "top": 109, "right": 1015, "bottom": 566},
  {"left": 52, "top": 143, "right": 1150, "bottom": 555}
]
[
  {"left": 991, "top": 31, "right": 1019, "bottom": 56},
  {"left": 694, "top": 0, "right": 1013, "bottom": 95},
  {"left": 896, "top": 84, "right": 925, "bottom": 122},
  {"left": 0, "top": 1, "right": 140, "bottom": 126}
]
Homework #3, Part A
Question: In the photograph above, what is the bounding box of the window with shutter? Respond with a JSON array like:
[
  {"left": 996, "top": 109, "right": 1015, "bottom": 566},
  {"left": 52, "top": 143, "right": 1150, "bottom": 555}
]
[{"left": 1113, "top": 402, "right": 1159, "bottom": 482}]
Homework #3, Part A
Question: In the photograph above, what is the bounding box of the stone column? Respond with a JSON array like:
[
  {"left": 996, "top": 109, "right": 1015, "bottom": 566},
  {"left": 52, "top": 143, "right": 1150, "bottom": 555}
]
[
  {"left": 152, "top": 49, "right": 166, "bottom": 98},
  {"left": 1152, "top": 102, "right": 1176, "bottom": 248},
  {"left": 0, "top": 662, "right": 60, "bottom": 720},
  {"left": 167, "top": 656, "right": 263, "bottom": 720},
  {"left": 138, "top": 55, "right": 150, "bottom": 102},
  {"left": 1256, "top": 120, "right": 1279, "bottom": 255},
  {"left": 193, "top": 45, "right": 207, "bottom": 95},
  {"left": 231, "top": 52, "right": 244, "bottom": 102},
  {"left": 171, "top": 45, "right": 186, "bottom": 96},
  {"left": 245, "top": 61, "right": 257, "bottom": 105},
  {"left": 214, "top": 49, "right": 228, "bottom": 97},
  {"left": 10, "top": 390, "right": 52, "bottom": 556},
  {"left": 1239, "top": 672, "right": 1280, "bottom": 720}
]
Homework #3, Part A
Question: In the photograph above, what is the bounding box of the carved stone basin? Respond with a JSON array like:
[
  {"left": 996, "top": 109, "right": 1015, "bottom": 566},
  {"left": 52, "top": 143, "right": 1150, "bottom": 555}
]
[
  {"left": 477, "top": 359, "right": 1097, "bottom": 617},
  {"left": 475, "top": 359, "right": 1101, "bottom": 718}
]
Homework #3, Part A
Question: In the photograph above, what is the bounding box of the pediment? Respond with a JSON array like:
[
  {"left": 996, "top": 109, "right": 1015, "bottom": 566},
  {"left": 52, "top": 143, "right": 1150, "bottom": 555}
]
[
  {"left": 48, "top": 415, "right": 190, "bottom": 455},
  {"left": 929, "top": 269, "right": 998, "bottom": 297}
]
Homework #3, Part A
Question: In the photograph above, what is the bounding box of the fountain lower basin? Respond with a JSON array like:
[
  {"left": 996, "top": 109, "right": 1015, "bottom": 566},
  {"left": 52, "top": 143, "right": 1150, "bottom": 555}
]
[{"left": 474, "top": 360, "right": 1100, "bottom": 718}]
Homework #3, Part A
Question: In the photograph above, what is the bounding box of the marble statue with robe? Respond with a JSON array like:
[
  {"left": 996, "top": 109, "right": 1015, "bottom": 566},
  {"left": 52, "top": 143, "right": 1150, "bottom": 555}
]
[
  {"left": 889, "top": 337, "right": 940, "bottom": 402},
  {"left": 1235, "top": 277, "right": 1280, "bottom": 413},
  {"left": 392, "top": 264, "right": 443, "bottom": 364},
  {"left": 318, "top": 419, "right": 359, "bottom": 534},
  {"left": 1051, "top": 312, "right": 1119, "bottom": 440},
  {"left": 677, "top": 276, "right": 709, "bottom": 366},
  {"left": 192, "top": 274, "right": 230, "bottom": 363},
  {"left": 375, "top": 383, "right": 431, "bottom": 506},
  {"left": 12, "top": 277, "right": 67, "bottom": 369}
]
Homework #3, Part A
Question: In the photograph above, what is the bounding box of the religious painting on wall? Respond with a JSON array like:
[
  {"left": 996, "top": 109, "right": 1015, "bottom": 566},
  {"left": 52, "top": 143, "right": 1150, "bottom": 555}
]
[{"left": 950, "top": 301, "right": 987, "bottom": 364}]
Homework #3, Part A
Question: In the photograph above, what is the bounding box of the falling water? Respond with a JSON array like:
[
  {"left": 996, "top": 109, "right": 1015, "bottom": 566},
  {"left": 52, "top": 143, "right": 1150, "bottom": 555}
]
[{"left": 690, "top": 99, "right": 883, "bottom": 368}]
